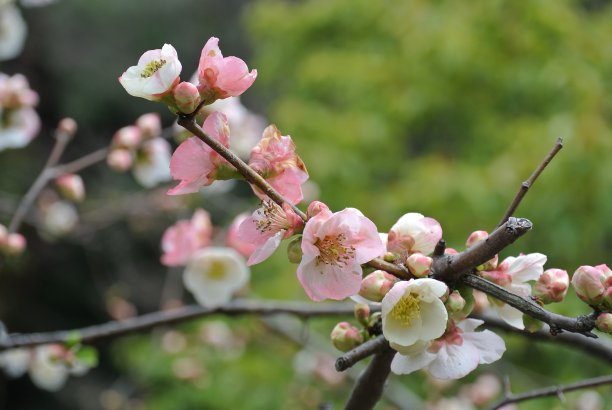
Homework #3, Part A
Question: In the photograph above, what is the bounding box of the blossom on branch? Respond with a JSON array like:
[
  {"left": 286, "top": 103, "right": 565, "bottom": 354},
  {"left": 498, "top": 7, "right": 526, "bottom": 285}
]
[
  {"left": 196, "top": 37, "right": 257, "bottom": 102},
  {"left": 381, "top": 278, "right": 448, "bottom": 348},
  {"left": 248, "top": 124, "right": 308, "bottom": 204},
  {"left": 132, "top": 137, "right": 172, "bottom": 188},
  {"left": 571, "top": 264, "right": 612, "bottom": 309},
  {"left": 183, "top": 247, "right": 250, "bottom": 308},
  {"left": 387, "top": 213, "right": 442, "bottom": 261},
  {"left": 0, "top": 73, "right": 40, "bottom": 151},
  {"left": 481, "top": 253, "right": 546, "bottom": 329},
  {"left": 297, "top": 202, "right": 384, "bottom": 301},
  {"left": 390, "top": 319, "right": 505, "bottom": 380},
  {"left": 160, "top": 209, "right": 213, "bottom": 267},
  {"left": 168, "top": 112, "right": 235, "bottom": 195},
  {"left": 238, "top": 200, "right": 303, "bottom": 265},
  {"left": 119, "top": 44, "right": 182, "bottom": 101}
]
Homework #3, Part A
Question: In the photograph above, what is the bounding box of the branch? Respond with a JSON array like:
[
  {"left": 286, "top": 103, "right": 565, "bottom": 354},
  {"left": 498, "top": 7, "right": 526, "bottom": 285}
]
[
  {"left": 431, "top": 217, "right": 533, "bottom": 282},
  {"left": 463, "top": 274, "right": 597, "bottom": 336},
  {"left": 335, "top": 335, "right": 389, "bottom": 372},
  {"left": 366, "top": 258, "right": 412, "bottom": 280},
  {"left": 474, "top": 312, "right": 612, "bottom": 363},
  {"left": 177, "top": 115, "right": 307, "bottom": 221},
  {"left": 0, "top": 300, "right": 356, "bottom": 351},
  {"left": 343, "top": 343, "right": 396, "bottom": 410},
  {"left": 486, "top": 375, "right": 612, "bottom": 410},
  {"left": 498, "top": 137, "right": 564, "bottom": 227}
]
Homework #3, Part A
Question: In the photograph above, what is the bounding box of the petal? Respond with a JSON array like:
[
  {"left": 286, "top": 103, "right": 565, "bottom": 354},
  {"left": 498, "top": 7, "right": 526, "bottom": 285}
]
[
  {"left": 407, "top": 278, "right": 448, "bottom": 302},
  {"left": 508, "top": 253, "right": 547, "bottom": 283},
  {"left": 462, "top": 329, "right": 506, "bottom": 364},
  {"left": 246, "top": 230, "right": 284, "bottom": 266},
  {"left": 497, "top": 303, "right": 525, "bottom": 329},
  {"left": 390, "top": 350, "right": 436, "bottom": 375},
  {"left": 296, "top": 259, "right": 362, "bottom": 301},
  {"left": 427, "top": 343, "right": 480, "bottom": 380},
  {"left": 170, "top": 137, "right": 215, "bottom": 182},
  {"left": 416, "top": 300, "right": 448, "bottom": 341},
  {"left": 202, "top": 111, "right": 230, "bottom": 148}
]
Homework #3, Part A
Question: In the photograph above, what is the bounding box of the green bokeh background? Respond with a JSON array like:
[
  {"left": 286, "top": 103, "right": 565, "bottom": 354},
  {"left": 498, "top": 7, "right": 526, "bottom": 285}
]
[{"left": 0, "top": 0, "right": 611, "bottom": 409}]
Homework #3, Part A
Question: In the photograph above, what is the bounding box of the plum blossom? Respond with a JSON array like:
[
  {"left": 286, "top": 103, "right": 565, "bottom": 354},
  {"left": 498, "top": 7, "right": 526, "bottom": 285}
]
[
  {"left": 571, "top": 264, "right": 612, "bottom": 308},
  {"left": 248, "top": 124, "right": 308, "bottom": 204},
  {"left": 168, "top": 112, "right": 235, "bottom": 195},
  {"left": 132, "top": 137, "right": 172, "bottom": 188},
  {"left": 238, "top": 200, "right": 303, "bottom": 265},
  {"left": 183, "top": 247, "right": 250, "bottom": 307},
  {"left": 160, "top": 209, "right": 213, "bottom": 267},
  {"left": 387, "top": 213, "right": 442, "bottom": 261},
  {"left": 119, "top": 44, "right": 181, "bottom": 101},
  {"left": 481, "top": 253, "right": 546, "bottom": 329},
  {"left": 382, "top": 278, "right": 448, "bottom": 347},
  {"left": 196, "top": 37, "right": 257, "bottom": 102},
  {"left": 297, "top": 202, "right": 384, "bottom": 301},
  {"left": 0, "top": 73, "right": 40, "bottom": 151},
  {"left": 390, "top": 319, "right": 505, "bottom": 380}
]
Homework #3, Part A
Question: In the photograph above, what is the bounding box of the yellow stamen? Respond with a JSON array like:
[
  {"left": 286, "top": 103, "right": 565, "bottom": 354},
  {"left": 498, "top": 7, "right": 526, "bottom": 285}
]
[
  {"left": 390, "top": 294, "right": 421, "bottom": 326},
  {"left": 207, "top": 260, "right": 227, "bottom": 280},
  {"left": 140, "top": 59, "right": 166, "bottom": 78}
]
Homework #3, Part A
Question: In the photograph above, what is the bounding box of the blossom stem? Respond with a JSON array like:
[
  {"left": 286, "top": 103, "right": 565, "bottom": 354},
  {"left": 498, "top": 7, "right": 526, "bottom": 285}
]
[
  {"left": 498, "top": 137, "right": 564, "bottom": 227},
  {"left": 485, "top": 375, "right": 612, "bottom": 410},
  {"left": 176, "top": 114, "right": 308, "bottom": 221}
]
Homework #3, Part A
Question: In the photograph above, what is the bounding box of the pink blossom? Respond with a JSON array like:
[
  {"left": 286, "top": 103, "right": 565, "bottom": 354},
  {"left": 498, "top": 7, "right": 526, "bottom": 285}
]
[
  {"left": 533, "top": 268, "right": 569, "bottom": 304},
  {"left": 248, "top": 124, "right": 308, "bottom": 204},
  {"left": 168, "top": 111, "right": 233, "bottom": 195},
  {"left": 160, "top": 209, "right": 213, "bottom": 267},
  {"left": 173, "top": 81, "right": 202, "bottom": 114},
  {"left": 387, "top": 213, "right": 442, "bottom": 260},
  {"left": 238, "top": 200, "right": 303, "bottom": 266},
  {"left": 481, "top": 253, "right": 546, "bottom": 329},
  {"left": 197, "top": 37, "right": 257, "bottom": 102},
  {"left": 390, "top": 319, "right": 506, "bottom": 380},
  {"left": 225, "top": 213, "right": 256, "bottom": 258},
  {"left": 297, "top": 204, "right": 384, "bottom": 301},
  {"left": 571, "top": 265, "right": 611, "bottom": 307}
]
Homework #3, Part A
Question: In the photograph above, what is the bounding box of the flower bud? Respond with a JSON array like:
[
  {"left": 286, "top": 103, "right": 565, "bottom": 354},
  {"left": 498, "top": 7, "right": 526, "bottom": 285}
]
[
  {"left": 466, "top": 230, "right": 488, "bottom": 248},
  {"left": 55, "top": 173, "right": 85, "bottom": 203},
  {"left": 533, "top": 268, "right": 569, "bottom": 304},
  {"left": 112, "top": 126, "right": 142, "bottom": 149},
  {"left": 1, "top": 233, "right": 26, "bottom": 256},
  {"left": 445, "top": 290, "right": 466, "bottom": 313},
  {"left": 406, "top": 253, "right": 432, "bottom": 278},
  {"left": 306, "top": 201, "right": 329, "bottom": 219},
  {"left": 107, "top": 149, "right": 133, "bottom": 172},
  {"left": 571, "top": 265, "right": 610, "bottom": 306},
  {"left": 354, "top": 303, "right": 370, "bottom": 326},
  {"left": 359, "top": 270, "right": 399, "bottom": 302},
  {"left": 136, "top": 113, "right": 162, "bottom": 139},
  {"left": 444, "top": 247, "right": 458, "bottom": 256},
  {"left": 383, "top": 252, "right": 396, "bottom": 262},
  {"left": 523, "top": 314, "right": 543, "bottom": 333},
  {"left": 286, "top": 236, "right": 303, "bottom": 264},
  {"left": 595, "top": 313, "right": 612, "bottom": 334},
  {"left": 330, "top": 322, "right": 363, "bottom": 352},
  {"left": 173, "top": 81, "right": 202, "bottom": 114},
  {"left": 57, "top": 117, "right": 77, "bottom": 137}
]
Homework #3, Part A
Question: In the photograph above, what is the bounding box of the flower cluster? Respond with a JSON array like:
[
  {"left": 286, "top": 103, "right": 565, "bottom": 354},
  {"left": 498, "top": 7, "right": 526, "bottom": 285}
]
[{"left": 0, "top": 72, "right": 40, "bottom": 151}]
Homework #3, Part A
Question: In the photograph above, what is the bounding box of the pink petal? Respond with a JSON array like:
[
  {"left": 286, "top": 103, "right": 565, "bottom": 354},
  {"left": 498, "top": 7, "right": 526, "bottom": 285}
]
[
  {"left": 202, "top": 111, "right": 230, "bottom": 148},
  {"left": 169, "top": 137, "right": 214, "bottom": 183},
  {"left": 296, "top": 259, "right": 362, "bottom": 301},
  {"left": 246, "top": 230, "right": 284, "bottom": 266}
]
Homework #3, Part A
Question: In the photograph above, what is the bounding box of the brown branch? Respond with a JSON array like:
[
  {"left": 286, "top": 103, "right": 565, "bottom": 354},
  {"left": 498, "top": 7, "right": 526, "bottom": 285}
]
[
  {"left": 431, "top": 217, "right": 533, "bottom": 282},
  {"left": 498, "top": 137, "right": 563, "bottom": 227},
  {"left": 463, "top": 274, "right": 598, "bottom": 337},
  {"left": 366, "top": 258, "right": 412, "bottom": 280},
  {"left": 177, "top": 115, "right": 307, "bottom": 221},
  {"left": 343, "top": 343, "right": 396, "bottom": 410},
  {"left": 474, "top": 312, "right": 612, "bottom": 363},
  {"left": 486, "top": 375, "right": 612, "bottom": 410},
  {"left": 335, "top": 335, "right": 389, "bottom": 372},
  {"left": 0, "top": 300, "right": 356, "bottom": 351}
]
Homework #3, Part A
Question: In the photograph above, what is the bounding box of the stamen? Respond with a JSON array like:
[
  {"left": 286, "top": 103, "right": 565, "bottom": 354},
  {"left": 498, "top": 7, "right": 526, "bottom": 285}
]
[
  {"left": 254, "top": 201, "right": 288, "bottom": 234},
  {"left": 206, "top": 260, "right": 227, "bottom": 280},
  {"left": 140, "top": 59, "right": 167, "bottom": 78},
  {"left": 390, "top": 293, "right": 421, "bottom": 326},
  {"left": 315, "top": 233, "right": 356, "bottom": 268}
]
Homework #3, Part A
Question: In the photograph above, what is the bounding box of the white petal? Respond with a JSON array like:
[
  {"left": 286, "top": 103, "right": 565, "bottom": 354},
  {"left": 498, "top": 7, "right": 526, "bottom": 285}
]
[
  {"left": 407, "top": 278, "right": 448, "bottom": 302},
  {"left": 463, "top": 330, "right": 506, "bottom": 364},
  {"left": 497, "top": 303, "right": 525, "bottom": 329},
  {"left": 390, "top": 350, "right": 436, "bottom": 375},
  {"left": 417, "top": 300, "right": 448, "bottom": 341},
  {"left": 508, "top": 253, "right": 546, "bottom": 283},
  {"left": 427, "top": 343, "right": 480, "bottom": 380}
]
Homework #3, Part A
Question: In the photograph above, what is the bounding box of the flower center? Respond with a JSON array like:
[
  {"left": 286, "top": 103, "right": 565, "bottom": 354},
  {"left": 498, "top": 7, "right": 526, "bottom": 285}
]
[
  {"left": 255, "top": 201, "right": 289, "bottom": 234},
  {"left": 206, "top": 260, "right": 227, "bottom": 280},
  {"left": 316, "top": 233, "right": 356, "bottom": 267},
  {"left": 390, "top": 293, "right": 421, "bottom": 326},
  {"left": 140, "top": 59, "right": 167, "bottom": 78}
]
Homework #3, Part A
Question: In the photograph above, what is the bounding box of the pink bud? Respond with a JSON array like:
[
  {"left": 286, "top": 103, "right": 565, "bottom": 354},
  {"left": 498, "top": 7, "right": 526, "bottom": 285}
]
[
  {"left": 306, "top": 201, "right": 329, "bottom": 219},
  {"left": 354, "top": 303, "right": 370, "bottom": 326},
  {"left": 445, "top": 247, "right": 459, "bottom": 256},
  {"left": 481, "top": 269, "right": 512, "bottom": 288},
  {"left": 55, "top": 173, "right": 85, "bottom": 203},
  {"left": 533, "top": 268, "right": 569, "bottom": 304},
  {"left": 466, "top": 230, "right": 488, "bottom": 248},
  {"left": 173, "top": 81, "right": 202, "bottom": 114},
  {"left": 107, "top": 149, "right": 134, "bottom": 172},
  {"left": 1, "top": 233, "right": 26, "bottom": 256},
  {"left": 595, "top": 313, "right": 612, "bottom": 334},
  {"left": 112, "top": 126, "right": 142, "bottom": 149},
  {"left": 445, "top": 290, "right": 466, "bottom": 313},
  {"left": 571, "top": 265, "right": 610, "bottom": 306},
  {"left": 406, "top": 253, "right": 432, "bottom": 278},
  {"left": 330, "top": 322, "right": 363, "bottom": 352},
  {"left": 359, "top": 270, "right": 399, "bottom": 302},
  {"left": 57, "top": 117, "right": 77, "bottom": 137},
  {"left": 136, "top": 113, "right": 162, "bottom": 139}
]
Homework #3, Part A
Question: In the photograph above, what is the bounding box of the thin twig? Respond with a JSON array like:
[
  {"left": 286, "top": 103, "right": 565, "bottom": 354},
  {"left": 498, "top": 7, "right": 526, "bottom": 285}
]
[
  {"left": 463, "top": 274, "right": 597, "bottom": 337},
  {"left": 335, "top": 335, "right": 389, "bottom": 372},
  {"left": 177, "top": 115, "right": 307, "bottom": 221},
  {"left": 0, "top": 300, "right": 356, "bottom": 351},
  {"left": 486, "top": 375, "right": 612, "bottom": 410},
  {"left": 343, "top": 343, "right": 396, "bottom": 410},
  {"left": 498, "top": 137, "right": 563, "bottom": 227},
  {"left": 474, "top": 312, "right": 612, "bottom": 363}
]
